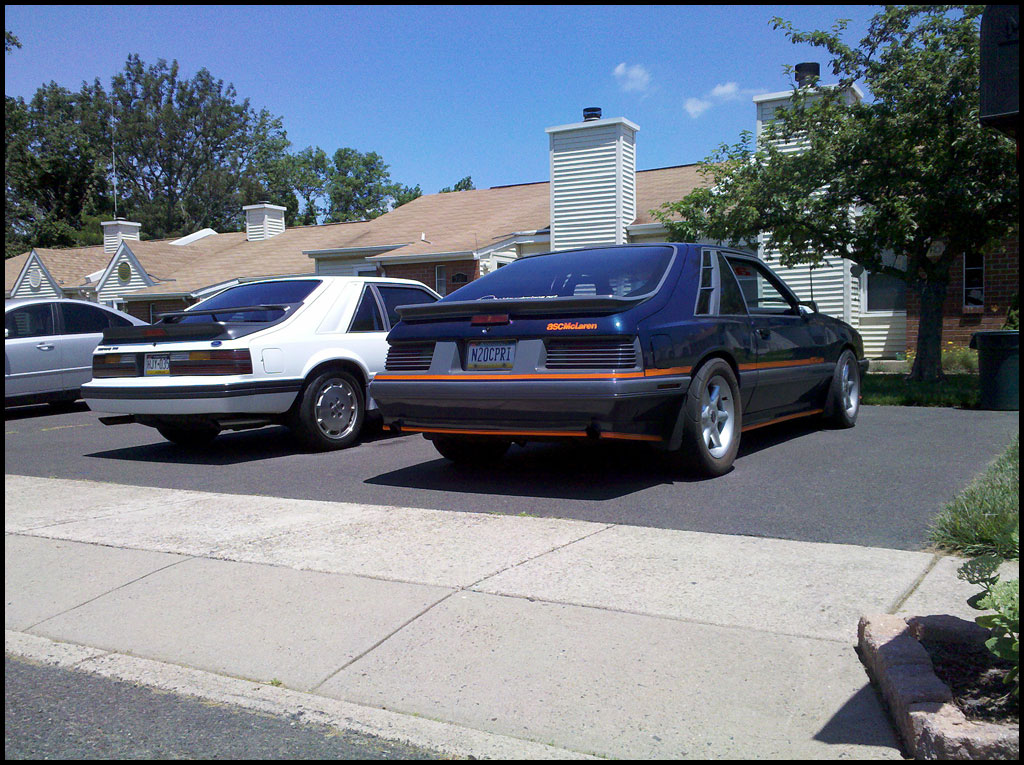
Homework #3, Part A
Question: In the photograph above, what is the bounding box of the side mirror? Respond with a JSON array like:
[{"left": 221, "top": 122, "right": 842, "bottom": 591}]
[{"left": 798, "top": 300, "right": 819, "bottom": 315}]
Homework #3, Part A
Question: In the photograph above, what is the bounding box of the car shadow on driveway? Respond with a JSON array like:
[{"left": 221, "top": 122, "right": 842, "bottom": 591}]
[
  {"left": 83, "top": 425, "right": 398, "bottom": 467},
  {"left": 364, "top": 421, "right": 827, "bottom": 502}
]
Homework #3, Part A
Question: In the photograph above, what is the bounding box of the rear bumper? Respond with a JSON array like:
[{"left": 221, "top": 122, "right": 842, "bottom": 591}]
[
  {"left": 369, "top": 372, "right": 690, "bottom": 442},
  {"left": 82, "top": 378, "right": 302, "bottom": 416}
]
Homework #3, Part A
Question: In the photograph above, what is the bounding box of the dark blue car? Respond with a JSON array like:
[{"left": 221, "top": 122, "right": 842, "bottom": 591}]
[{"left": 369, "top": 243, "right": 868, "bottom": 476}]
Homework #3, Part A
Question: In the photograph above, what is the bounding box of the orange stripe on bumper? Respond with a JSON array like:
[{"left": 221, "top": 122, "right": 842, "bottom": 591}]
[{"left": 401, "top": 426, "right": 662, "bottom": 442}]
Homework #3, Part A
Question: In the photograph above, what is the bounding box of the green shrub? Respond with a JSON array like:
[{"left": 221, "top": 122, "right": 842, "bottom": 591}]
[
  {"left": 904, "top": 343, "right": 979, "bottom": 374},
  {"left": 958, "top": 553, "right": 1020, "bottom": 698}
]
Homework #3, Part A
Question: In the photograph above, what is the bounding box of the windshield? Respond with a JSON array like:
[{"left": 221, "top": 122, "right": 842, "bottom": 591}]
[
  {"left": 177, "top": 280, "right": 321, "bottom": 323},
  {"left": 447, "top": 246, "right": 675, "bottom": 302}
]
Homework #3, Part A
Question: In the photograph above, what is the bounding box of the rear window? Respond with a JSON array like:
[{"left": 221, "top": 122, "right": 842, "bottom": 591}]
[
  {"left": 447, "top": 246, "right": 674, "bottom": 302},
  {"left": 178, "top": 280, "right": 321, "bottom": 323}
]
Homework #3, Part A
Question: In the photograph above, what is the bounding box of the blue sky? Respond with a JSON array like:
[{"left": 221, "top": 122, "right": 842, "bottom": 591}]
[{"left": 5, "top": 5, "right": 879, "bottom": 196}]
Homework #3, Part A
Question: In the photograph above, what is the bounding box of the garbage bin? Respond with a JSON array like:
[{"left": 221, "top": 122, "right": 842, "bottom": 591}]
[{"left": 969, "top": 330, "right": 1019, "bottom": 410}]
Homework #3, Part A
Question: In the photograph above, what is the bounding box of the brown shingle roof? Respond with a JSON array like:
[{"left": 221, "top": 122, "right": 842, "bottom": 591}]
[{"left": 6, "top": 164, "right": 707, "bottom": 299}]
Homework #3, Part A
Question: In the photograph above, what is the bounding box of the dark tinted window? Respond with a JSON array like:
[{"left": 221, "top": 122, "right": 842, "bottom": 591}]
[
  {"left": 6, "top": 304, "right": 55, "bottom": 339},
  {"left": 349, "top": 288, "right": 385, "bottom": 332},
  {"left": 725, "top": 258, "right": 796, "bottom": 315},
  {"left": 717, "top": 253, "right": 748, "bottom": 315},
  {"left": 866, "top": 272, "right": 907, "bottom": 312},
  {"left": 178, "top": 280, "right": 320, "bottom": 323},
  {"left": 445, "top": 246, "right": 674, "bottom": 301},
  {"left": 61, "top": 303, "right": 119, "bottom": 334},
  {"left": 377, "top": 286, "right": 438, "bottom": 327}
]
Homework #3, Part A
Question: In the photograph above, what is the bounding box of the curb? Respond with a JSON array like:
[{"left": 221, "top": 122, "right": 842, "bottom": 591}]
[
  {"left": 5, "top": 630, "right": 597, "bottom": 760},
  {"left": 858, "top": 614, "right": 1019, "bottom": 760}
]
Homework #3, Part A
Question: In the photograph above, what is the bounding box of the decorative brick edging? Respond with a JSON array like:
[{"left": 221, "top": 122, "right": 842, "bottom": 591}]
[{"left": 858, "top": 614, "right": 1019, "bottom": 760}]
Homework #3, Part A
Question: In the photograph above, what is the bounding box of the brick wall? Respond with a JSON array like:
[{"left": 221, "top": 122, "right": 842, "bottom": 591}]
[
  {"left": 905, "top": 232, "right": 1019, "bottom": 350},
  {"left": 382, "top": 259, "right": 480, "bottom": 297}
]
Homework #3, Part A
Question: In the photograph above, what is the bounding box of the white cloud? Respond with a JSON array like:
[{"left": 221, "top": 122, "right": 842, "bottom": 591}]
[
  {"left": 684, "top": 97, "right": 712, "bottom": 119},
  {"left": 614, "top": 62, "right": 651, "bottom": 93},
  {"left": 684, "top": 82, "right": 764, "bottom": 118},
  {"left": 710, "top": 82, "right": 740, "bottom": 100}
]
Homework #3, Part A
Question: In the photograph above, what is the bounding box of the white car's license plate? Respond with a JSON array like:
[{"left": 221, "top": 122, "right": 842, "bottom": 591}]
[
  {"left": 466, "top": 341, "right": 516, "bottom": 370},
  {"left": 144, "top": 353, "right": 170, "bottom": 376}
]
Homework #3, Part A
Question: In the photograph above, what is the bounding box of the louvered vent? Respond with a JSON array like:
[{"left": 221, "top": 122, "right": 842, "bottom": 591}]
[
  {"left": 385, "top": 342, "right": 435, "bottom": 371},
  {"left": 545, "top": 339, "right": 639, "bottom": 370}
]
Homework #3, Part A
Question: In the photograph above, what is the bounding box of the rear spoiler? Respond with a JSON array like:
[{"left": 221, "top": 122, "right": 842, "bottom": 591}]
[
  {"left": 101, "top": 303, "right": 298, "bottom": 344},
  {"left": 396, "top": 294, "right": 647, "bottom": 322},
  {"left": 100, "top": 322, "right": 262, "bottom": 343}
]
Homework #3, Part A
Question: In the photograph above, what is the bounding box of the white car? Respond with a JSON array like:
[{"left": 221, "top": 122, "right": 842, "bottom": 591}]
[
  {"left": 6, "top": 297, "right": 147, "bottom": 408},
  {"left": 82, "top": 276, "right": 439, "bottom": 449}
]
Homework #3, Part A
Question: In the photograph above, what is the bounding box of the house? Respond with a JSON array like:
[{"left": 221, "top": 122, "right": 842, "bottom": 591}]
[{"left": 7, "top": 94, "right": 1016, "bottom": 358}]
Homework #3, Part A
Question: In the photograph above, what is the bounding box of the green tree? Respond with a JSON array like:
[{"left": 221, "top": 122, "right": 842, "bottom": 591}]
[
  {"left": 6, "top": 82, "right": 110, "bottom": 254},
  {"left": 440, "top": 176, "right": 475, "bottom": 193},
  {"left": 100, "top": 55, "right": 291, "bottom": 238},
  {"left": 5, "top": 30, "right": 20, "bottom": 53},
  {"left": 655, "top": 6, "right": 1018, "bottom": 382},
  {"left": 290, "top": 146, "right": 330, "bottom": 225},
  {"left": 324, "top": 148, "right": 399, "bottom": 222},
  {"left": 392, "top": 183, "right": 422, "bottom": 208}
]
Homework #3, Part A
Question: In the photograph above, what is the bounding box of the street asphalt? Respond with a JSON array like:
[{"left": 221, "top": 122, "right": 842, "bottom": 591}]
[{"left": 5, "top": 454, "right": 1019, "bottom": 758}]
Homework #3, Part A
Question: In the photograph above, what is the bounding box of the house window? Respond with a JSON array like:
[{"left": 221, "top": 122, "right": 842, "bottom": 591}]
[
  {"left": 865, "top": 272, "right": 907, "bottom": 313},
  {"left": 435, "top": 265, "right": 446, "bottom": 296},
  {"left": 963, "top": 253, "right": 984, "bottom": 307}
]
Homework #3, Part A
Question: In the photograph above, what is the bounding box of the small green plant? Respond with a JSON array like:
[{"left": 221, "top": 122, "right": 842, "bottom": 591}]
[
  {"left": 904, "top": 343, "right": 979, "bottom": 374},
  {"left": 1004, "top": 292, "right": 1019, "bottom": 330},
  {"left": 957, "top": 552, "right": 1020, "bottom": 698}
]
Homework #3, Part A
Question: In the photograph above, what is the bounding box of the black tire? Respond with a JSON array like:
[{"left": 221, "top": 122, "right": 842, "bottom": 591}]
[
  {"left": 432, "top": 436, "right": 510, "bottom": 465},
  {"left": 290, "top": 369, "right": 365, "bottom": 451},
  {"left": 823, "top": 349, "right": 861, "bottom": 429},
  {"left": 674, "top": 358, "right": 742, "bottom": 477},
  {"left": 156, "top": 425, "right": 220, "bottom": 448}
]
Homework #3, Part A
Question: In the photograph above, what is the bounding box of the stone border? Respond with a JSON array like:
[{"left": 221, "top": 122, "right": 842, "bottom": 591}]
[{"left": 858, "top": 614, "right": 1019, "bottom": 760}]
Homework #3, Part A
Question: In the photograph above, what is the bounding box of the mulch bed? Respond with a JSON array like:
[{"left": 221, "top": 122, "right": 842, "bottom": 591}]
[{"left": 922, "top": 639, "right": 1019, "bottom": 724}]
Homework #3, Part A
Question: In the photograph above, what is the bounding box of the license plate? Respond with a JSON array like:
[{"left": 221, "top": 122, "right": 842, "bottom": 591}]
[
  {"left": 144, "top": 353, "right": 170, "bottom": 376},
  {"left": 466, "top": 341, "right": 516, "bottom": 370}
]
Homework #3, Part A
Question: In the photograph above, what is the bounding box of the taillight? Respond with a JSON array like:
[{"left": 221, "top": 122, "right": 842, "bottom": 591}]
[
  {"left": 92, "top": 353, "right": 138, "bottom": 378},
  {"left": 168, "top": 349, "right": 253, "bottom": 375}
]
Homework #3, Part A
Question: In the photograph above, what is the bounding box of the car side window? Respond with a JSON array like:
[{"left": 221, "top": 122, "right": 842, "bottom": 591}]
[
  {"left": 716, "top": 253, "right": 748, "bottom": 316},
  {"left": 6, "top": 304, "right": 55, "bottom": 339},
  {"left": 376, "top": 286, "right": 438, "bottom": 328},
  {"left": 725, "top": 258, "right": 798, "bottom": 316},
  {"left": 348, "top": 287, "right": 385, "bottom": 332},
  {"left": 60, "top": 303, "right": 126, "bottom": 335}
]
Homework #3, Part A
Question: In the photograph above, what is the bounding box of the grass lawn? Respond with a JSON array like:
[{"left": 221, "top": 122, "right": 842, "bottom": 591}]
[
  {"left": 862, "top": 372, "right": 980, "bottom": 408},
  {"left": 927, "top": 434, "right": 1019, "bottom": 559}
]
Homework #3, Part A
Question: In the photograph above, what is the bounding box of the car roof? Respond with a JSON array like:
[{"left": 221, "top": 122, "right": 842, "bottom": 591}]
[{"left": 5, "top": 296, "right": 123, "bottom": 311}]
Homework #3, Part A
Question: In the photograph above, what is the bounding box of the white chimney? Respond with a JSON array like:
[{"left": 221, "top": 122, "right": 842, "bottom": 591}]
[
  {"left": 243, "top": 202, "right": 286, "bottom": 241},
  {"left": 545, "top": 109, "right": 638, "bottom": 251},
  {"left": 100, "top": 219, "right": 141, "bottom": 254}
]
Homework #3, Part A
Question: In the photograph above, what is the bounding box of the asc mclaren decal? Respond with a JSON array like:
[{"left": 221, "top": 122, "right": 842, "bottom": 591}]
[{"left": 546, "top": 321, "right": 598, "bottom": 331}]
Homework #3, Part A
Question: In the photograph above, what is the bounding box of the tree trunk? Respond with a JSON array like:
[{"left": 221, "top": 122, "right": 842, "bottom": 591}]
[{"left": 908, "top": 279, "right": 948, "bottom": 382}]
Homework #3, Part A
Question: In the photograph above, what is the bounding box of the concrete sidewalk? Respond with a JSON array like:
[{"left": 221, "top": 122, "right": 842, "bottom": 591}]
[{"left": 4, "top": 474, "right": 1006, "bottom": 759}]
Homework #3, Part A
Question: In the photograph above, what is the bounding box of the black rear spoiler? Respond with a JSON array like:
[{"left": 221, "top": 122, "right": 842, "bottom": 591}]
[
  {"left": 396, "top": 294, "right": 647, "bottom": 322},
  {"left": 101, "top": 303, "right": 298, "bottom": 344},
  {"left": 100, "top": 322, "right": 262, "bottom": 344}
]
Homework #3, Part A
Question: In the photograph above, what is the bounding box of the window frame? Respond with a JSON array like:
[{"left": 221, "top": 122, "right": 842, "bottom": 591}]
[{"left": 962, "top": 253, "right": 985, "bottom": 309}]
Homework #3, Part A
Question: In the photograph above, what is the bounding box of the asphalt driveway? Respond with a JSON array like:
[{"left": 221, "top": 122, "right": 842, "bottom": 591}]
[{"left": 4, "top": 403, "right": 1018, "bottom": 551}]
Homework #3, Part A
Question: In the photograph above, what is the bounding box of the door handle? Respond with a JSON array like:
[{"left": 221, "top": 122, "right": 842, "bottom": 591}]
[{"left": 35, "top": 343, "right": 55, "bottom": 351}]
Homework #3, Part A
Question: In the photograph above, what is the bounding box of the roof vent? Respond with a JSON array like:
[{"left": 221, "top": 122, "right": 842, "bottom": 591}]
[
  {"left": 583, "top": 107, "right": 602, "bottom": 121},
  {"left": 795, "top": 62, "right": 820, "bottom": 87}
]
